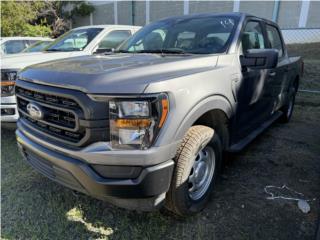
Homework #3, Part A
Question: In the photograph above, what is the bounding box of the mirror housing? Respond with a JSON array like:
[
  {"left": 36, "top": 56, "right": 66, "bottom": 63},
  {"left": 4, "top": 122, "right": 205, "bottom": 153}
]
[
  {"left": 241, "top": 49, "right": 278, "bottom": 69},
  {"left": 93, "top": 48, "right": 113, "bottom": 54}
]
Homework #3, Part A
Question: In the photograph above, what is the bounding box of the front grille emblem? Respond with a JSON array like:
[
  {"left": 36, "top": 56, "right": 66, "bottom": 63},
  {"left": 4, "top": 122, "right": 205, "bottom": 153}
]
[{"left": 26, "top": 102, "right": 43, "bottom": 120}]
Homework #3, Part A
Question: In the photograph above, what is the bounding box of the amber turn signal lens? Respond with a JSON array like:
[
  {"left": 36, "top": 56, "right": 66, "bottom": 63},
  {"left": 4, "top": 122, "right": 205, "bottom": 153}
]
[
  {"left": 1, "top": 81, "right": 15, "bottom": 87},
  {"left": 158, "top": 99, "right": 169, "bottom": 127},
  {"left": 115, "top": 119, "right": 152, "bottom": 128}
]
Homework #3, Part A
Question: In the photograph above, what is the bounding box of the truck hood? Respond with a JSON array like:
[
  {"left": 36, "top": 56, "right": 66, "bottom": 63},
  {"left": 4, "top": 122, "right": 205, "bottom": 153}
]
[
  {"left": 1, "top": 51, "right": 85, "bottom": 70},
  {"left": 19, "top": 54, "right": 219, "bottom": 94}
]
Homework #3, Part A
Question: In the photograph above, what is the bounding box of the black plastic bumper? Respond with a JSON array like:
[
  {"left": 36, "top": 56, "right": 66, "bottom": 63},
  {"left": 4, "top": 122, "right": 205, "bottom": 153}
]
[{"left": 16, "top": 129, "right": 174, "bottom": 200}]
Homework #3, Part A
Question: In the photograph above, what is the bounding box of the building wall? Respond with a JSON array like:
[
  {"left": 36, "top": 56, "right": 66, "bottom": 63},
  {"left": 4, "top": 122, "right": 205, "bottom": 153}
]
[
  {"left": 277, "top": 1, "right": 302, "bottom": 29},
  {"left": 239, "top": 1, "right": 274, "bottom": 20},
  {"left": 307, "top": 1, "right": 320, "bottom": 28},
  {"left": 189, "top": 1, "right": 233, "bottom": 14},
  {"left": 92, "top": 2, "right": 114, "bottom": 25},
  {"left": 133, "top": 1, "right": 147, "bottom": 26},
  {"left": 74, "top": 0, "right": 320, "bottom": 31},
  {"left": 149, "top": 1, "right": 184, "bottom": 22}
]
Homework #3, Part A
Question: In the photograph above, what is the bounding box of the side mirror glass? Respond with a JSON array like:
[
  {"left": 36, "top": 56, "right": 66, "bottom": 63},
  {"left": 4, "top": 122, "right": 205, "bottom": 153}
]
[{"left": 240, "top": 49, "right": 278, "bottom": 69}]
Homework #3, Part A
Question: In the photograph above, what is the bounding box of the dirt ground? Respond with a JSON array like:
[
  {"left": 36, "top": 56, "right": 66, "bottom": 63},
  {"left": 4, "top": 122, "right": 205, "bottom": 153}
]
[{"left": 1, "top": 43, "right": 320, "bottom": 240}]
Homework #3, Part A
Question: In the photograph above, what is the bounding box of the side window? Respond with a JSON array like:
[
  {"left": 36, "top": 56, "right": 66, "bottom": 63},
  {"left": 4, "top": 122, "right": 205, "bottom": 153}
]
[
  {"left": 175, "top": 31, "right": 196, "bottom": 50},
  {"left": 3, "top": 40, "right": 27, "bottom": 54},
  {"left": 242, "top": 21, "right": 265, "bottom": 52},
  {"left": 98, "top": 30, "right": 132, "bottom": 50},
  {"left": 128, "top": 29, "right": 166, "bottom": 51},
  {"left": 266, "top": 24, "right": 284, "bottom": 57}
]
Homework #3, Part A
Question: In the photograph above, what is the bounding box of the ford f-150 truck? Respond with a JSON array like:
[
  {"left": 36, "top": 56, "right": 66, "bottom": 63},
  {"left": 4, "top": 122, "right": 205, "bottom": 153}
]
[
  {"left": 1, "top": 25, "right": 140, "bottom": 125},
  {"left": 15, "top": 13, "right": 303, "bottom": 216}
]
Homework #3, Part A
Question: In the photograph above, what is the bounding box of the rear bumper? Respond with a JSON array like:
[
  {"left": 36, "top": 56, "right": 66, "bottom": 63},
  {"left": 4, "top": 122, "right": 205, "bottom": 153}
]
[
  {"left": 16, "top": 129, "right": 175, "bottom": 210},
  {"left": 1, "top": 96, "right": 19, "bottom": 123}
]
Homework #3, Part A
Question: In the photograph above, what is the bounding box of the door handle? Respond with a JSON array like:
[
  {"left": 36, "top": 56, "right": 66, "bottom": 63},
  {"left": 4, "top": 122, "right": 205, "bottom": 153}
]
[{"left": 269, "top": 71, "right": 276, "bottom": 77}]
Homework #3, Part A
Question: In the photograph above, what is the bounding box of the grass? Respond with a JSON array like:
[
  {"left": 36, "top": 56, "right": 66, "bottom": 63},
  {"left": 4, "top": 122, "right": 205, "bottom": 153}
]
[{"left": 1, "top": 43, "right": 320, "bottom": 240}]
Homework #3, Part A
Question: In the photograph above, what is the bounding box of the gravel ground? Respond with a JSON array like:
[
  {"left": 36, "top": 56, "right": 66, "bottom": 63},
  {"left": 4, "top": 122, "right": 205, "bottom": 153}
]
[{"left": 1, "top": 43, "right": 319, "bottom": 240}]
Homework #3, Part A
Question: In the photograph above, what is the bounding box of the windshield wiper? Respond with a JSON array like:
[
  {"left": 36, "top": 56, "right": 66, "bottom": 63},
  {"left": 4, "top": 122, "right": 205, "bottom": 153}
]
[
  {"left": 113, "top": 49, "right": 130, "bottom": 53},
  {"left": 135, "top": 49, "right": 187, "bottom": 54},
  {"left": 45, "top": 48, "right": 80, "bottom": 52},
  {"left": 45, "top": 49, "right": 62, "bottom": 52}
]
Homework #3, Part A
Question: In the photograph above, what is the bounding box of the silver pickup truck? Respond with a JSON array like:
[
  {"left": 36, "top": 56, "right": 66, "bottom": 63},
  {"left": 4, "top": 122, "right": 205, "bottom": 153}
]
[{"left": 15, "top": 13, "right": 303, "bottom": 216}]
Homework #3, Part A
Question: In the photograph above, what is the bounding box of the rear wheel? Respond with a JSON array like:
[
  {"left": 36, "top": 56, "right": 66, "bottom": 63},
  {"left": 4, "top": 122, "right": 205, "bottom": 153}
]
[{"left": 165, "top": 125, "right": 222, "bottom": 216}]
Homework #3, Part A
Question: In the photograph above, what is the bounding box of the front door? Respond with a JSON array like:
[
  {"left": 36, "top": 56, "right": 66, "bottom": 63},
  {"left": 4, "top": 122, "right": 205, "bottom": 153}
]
[{"left": 235, "top": 20, "right": 272, "bottom": 139}]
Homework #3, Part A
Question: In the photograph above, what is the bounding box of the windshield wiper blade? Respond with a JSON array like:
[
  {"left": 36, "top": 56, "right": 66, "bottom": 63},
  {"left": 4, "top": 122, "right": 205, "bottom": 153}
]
[
  {"left": 45, "top": 49, "right": 62, "bottom": 52},
  {"left": 135, "top": 49, "right": 188, "bottom": 54},
  {"left": 113, "top": 49, "right": 130, "bottom": 53}
]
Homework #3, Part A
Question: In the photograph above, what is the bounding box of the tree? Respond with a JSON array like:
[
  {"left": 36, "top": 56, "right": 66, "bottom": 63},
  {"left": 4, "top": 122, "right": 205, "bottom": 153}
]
[
  {"left": 37, "top": 1, "right": 95, "bottom": 37},
  {"left": 1, "top": 1, "right": 51, "bottom": 37},
  {"left": 1, "top": 1, "right": 94, "bottom": 38}
]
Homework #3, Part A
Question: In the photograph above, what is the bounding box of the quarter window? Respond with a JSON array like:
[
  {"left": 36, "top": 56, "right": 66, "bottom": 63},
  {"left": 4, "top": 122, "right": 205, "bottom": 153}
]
[
  {"left": 266, "top": 25, "right": 284, "bottom": 57},
  {"left": 98, "top": 30, "right": 132, "bottom": 50},
  {"left": 242, "top": 21, "right": 265, "bottom": 52}
]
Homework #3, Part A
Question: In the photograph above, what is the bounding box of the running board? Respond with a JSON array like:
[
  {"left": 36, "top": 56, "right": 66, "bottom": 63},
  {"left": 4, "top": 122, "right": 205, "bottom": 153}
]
[{"left": 228, "top": 112, "right": 283, "bottom": 152}]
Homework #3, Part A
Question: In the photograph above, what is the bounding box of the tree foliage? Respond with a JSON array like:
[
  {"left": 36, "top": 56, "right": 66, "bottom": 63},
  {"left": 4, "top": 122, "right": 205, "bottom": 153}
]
[
  {"left": 1, "top": 1, "right": 95, "bottom": 38},
  {"left": 1, "top": 1, "right": 51, "bottom": 37}
]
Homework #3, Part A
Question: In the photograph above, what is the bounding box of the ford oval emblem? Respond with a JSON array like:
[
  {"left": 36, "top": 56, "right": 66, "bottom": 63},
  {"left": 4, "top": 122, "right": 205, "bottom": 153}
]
[{"left": 26, "top": 103, "right": 43, "bottom": 120}]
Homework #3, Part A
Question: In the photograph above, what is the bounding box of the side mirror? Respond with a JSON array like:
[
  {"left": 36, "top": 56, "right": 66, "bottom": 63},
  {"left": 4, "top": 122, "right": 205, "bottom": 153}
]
[
  {"left": 93, "top": 48, "right": 113, "bottom": 54},
  {"left": 240, "top": 49, "right": 278, "bottom": 69}
]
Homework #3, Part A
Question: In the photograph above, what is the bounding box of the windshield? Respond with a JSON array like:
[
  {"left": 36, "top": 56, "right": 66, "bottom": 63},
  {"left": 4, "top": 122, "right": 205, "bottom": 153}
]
[
  {"left": 22, "top": 41, "right": 52, "bottom": 53},
  {"left": 46, "top": 28, "right": 103, "bottom": 52},
  {"left": 119, "top": 16, "right": 238, "bottom": 54}
]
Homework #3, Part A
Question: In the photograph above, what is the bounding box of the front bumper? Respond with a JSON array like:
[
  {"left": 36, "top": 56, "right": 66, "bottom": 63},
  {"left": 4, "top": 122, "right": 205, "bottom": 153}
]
[
  {"left": 16, "top": 129, "right": 175, "bottom": 210},
  {"left": 1, "top": 95, "right": 19, "bottom": 123}
]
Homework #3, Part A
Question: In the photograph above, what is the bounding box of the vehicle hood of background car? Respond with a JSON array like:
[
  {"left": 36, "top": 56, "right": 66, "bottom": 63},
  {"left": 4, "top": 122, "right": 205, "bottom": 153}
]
[
  {"left": 1, "top": 51, "right": 85, "bottom": 70},
  {"left": 19, "top": 54, "right": 219, "bottom": 94}
]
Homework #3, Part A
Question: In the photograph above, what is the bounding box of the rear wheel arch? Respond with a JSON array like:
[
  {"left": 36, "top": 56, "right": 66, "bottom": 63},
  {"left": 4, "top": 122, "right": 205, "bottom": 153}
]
[{"left": 293, "top": 75, "right": 300, "bottom": 92}]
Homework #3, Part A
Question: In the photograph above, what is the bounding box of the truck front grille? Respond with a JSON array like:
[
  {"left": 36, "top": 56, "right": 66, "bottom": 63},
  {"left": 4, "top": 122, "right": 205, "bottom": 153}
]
[
  {"left": 16, "top": 80, "right": 109, "bottom": 147},
  {"left": 16, "top": 85, "right": 85, "bottom": 144}
]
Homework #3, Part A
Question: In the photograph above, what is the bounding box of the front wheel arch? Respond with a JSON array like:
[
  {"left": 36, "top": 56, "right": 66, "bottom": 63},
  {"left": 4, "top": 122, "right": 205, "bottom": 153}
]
[{"left": 174, "top": 95, "right": 233, "bottom": 147}]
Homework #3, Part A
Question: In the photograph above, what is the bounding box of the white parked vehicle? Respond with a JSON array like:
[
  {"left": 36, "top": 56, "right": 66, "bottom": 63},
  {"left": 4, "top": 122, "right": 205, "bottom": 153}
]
[
  {"left": 1, "top": 25, "right": 141, "bottom": 125},
  {"left": 0, "top": 37, "right": 51, "bottom": 55}
]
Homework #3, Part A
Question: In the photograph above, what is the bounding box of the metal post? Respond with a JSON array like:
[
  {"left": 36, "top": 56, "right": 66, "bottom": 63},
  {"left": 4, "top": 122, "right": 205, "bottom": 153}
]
[
  {"left": 131, "top": 0, "right": 135, "bottom": 25},
  {"left": 114, "top": 1, "right": 118, "bottom": 25},
  {"left": 184, "top": 0, "right": 189, "bottom": 15},
  {"left": 272, "top": 0, "right": 280, "bottom": 23},
  {"left": 299, "top": 0, "right": 310, "bottom": 28},
  {"left": 233, "top": 0, "right": 240, "bottom": 12},
  {"left": 146, "top": 0, "right": 150, "bottom": 24}
]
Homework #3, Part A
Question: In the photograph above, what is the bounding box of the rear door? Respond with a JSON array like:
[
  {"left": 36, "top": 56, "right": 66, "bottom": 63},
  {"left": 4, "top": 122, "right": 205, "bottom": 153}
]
[{"left": 265, "top": 23, "right": 290, "bottom": 113}]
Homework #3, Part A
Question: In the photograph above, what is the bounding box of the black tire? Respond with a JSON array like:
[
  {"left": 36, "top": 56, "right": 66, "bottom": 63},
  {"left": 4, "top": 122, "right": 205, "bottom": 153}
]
[
  {"left": 280, "top": 85, "right": 297, "bottom": 123},
  {"left": 165, "top": 125, "right": 222, "bottom": 216}
]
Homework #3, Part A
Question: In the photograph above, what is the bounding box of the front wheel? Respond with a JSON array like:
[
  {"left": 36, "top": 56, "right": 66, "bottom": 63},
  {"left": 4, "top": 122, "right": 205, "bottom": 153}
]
[{"left": 165, "top": 125, "right": 222, "bottom": 216}]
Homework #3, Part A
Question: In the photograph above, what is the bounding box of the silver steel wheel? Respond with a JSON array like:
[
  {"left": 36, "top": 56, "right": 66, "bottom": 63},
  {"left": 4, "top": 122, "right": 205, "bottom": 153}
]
[{"left": 188, "top": 145, "right": 215, "bottom": 201}]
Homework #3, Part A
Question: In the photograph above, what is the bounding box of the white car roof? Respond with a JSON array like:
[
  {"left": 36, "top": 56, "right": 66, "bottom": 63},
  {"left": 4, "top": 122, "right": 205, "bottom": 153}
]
[
  {"left": 0, "top": 37, "right": 51, "bottom": 43},
  {"left": 73, "top": 25, "right": 141, "bottom": 30}
]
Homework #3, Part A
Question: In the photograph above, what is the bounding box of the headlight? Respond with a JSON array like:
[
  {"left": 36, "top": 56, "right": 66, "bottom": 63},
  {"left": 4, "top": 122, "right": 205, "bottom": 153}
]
[
  {"left": 1, "top": 70, "right": 18, "bottom": 96},
  {"left": 109, "top": 94, "right": 169, "bottom": 150}
]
